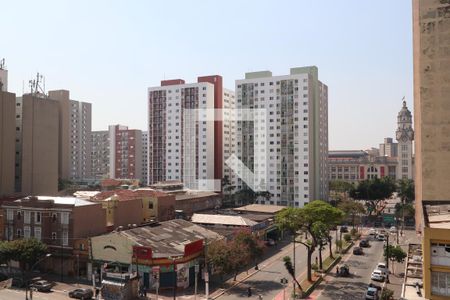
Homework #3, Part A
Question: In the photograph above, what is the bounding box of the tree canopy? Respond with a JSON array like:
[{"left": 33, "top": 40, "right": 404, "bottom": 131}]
[
  {"left": 397, "top": 179, "right": 415, "bottom": 203},
  {"left": 349, "top": 177, "right": 396, "bottom": 215},
  {"left": 0, "top": 239, "right": 48, "bottom": 268}
]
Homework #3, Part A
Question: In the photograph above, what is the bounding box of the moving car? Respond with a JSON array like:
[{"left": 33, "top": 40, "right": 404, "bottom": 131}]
[
  {"left": 337, "top": 264, "right": 350, "bottom": 277},
  {"left": 365, "top": 286, "right": 379, "bottom": 299},
  {"left": 69, "top": 288, "right": 94, "bottom": 299},
  {"left": 265, "top": 239, "right": 276, "bottom": 246},
  {"left": 371, "top": 270, "right": 385, "bottom": 281},
  {"left": 353, "top": 247, "right": 364, "bottom": 255},
  {"left": 389, "top": 226, "right": 397, "bottom": 233},
  {"left": 30, "top": 280, "right": 53, "bottom": 292},
  {"left": 340, "top": 226, "right": 348, "bottom": 233},
  {"left": 360, "top": 239, "right": 370, "bottom": 247},
  {"left": 368, "top": 228, "right": 377, "bottom": 236}
]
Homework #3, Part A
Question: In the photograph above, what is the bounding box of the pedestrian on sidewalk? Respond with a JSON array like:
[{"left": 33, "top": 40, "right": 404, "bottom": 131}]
[
  {"left": 95, "top": 287, "right": 100, "bottom": 299},
  {"left": 336, "top": 266, "right": 339, "bottom": 276},
  {"left": 247, "top": 287, "right": 252, "bottom": 297}
]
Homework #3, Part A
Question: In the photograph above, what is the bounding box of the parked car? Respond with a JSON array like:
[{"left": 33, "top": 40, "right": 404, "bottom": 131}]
[
  {"left": 353, "top": 247, "right": 364, "bottom": 255},
  {"left": 365, "top": 286, "right": 379, "bottom": 299},
  {"left": 69, "top": 288, "right": 94, "bottom": 299},
  {"left": 337, "top": 264, "right": 350, "bottom": 277},
  {"left": 376, "top": 234, "right": 386, "bottom": 241},
  {"left": 376, "top": 262, "right": 388, "bottom": 274},
  {"left": 371, "top": 270, "right": 385, "bottom": 282},
  {"left": 360, "top": 239, "right": 370, "bottom": 247},
  {"left": 368, "top": 228, "right": 377, "bottom": 236},
  {"left": 389, "top": 226, "right": 397, "bottom": 233},
  {"left": 340, "top": 226, "right": 348, "bottom": 233},
  {"left": 12, "top": 277, "right": 25, "bottom": 288},
  {"left": 30, "top": 280, "right": 53, "bottom": 292}
]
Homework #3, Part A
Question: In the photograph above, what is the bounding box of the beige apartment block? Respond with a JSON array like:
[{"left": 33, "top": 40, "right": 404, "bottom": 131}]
[
  {"left": 0, "top": 91, "right": 16, "bottom": 196},
  {"left": 48, "top": 90, "right": 92, "bottom": 181},
  {"left": 16, "top": 94, "right": 59, "bottom": 195},
  {"left": 413, "top": 0, "right": 450, "bottom": 226}
]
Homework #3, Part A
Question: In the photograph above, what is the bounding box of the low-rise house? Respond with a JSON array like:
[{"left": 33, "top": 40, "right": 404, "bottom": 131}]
[
  {"left": 174, "top": 191, "right": 222, "bottom": 217},
  {"left": 90, "top": 219, "right": 221, "bottom": 290},
  {"left": 2, "top": 196, "right": 106, "bottom": 278}
]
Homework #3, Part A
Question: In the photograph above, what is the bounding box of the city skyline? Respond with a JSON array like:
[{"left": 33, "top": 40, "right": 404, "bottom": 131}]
[{"left": 0, "top": 0, "right": 413, "bottom": 150}]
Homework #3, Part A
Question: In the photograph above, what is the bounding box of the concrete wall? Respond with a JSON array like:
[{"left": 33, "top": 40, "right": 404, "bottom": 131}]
[
  {"left": 91, "top": 232, "right": 136, "bottom": 264},
  {"left": 20, "top": 95, "right": 59, "bottom": 195},
  {"left": 0, "top": 91, "right": 16, "bottom": 196},
  {"left": 413, "top": 0, "right": 450, "bottom": 229},
  {"left": 73, "top": 203, "right": 106, "bottom": 239}
]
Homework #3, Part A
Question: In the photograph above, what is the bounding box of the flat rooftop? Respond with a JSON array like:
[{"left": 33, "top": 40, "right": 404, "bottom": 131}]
[
  {"left": 118, "top": 219, "right": 222, "bottom": 257},
  {"left": 8, "top": 196, "right": 96, "bottom": 207},
  {"left": 191, "top": 213, "right": 257, "bottom": 227},
  {"left": 233, "top": 204, "right": 285, "bottom": 214},
  {"left": 423, "top": 201, "right": 450, "bottom": 229}
]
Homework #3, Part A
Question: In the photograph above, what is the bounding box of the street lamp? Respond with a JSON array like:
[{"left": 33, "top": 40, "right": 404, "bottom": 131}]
[{"left": 26, "top": 253, "right": 52, "bottom": 300}]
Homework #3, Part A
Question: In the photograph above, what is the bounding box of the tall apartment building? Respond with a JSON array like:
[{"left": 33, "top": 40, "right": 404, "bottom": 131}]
[
  {"left": 0, "top": 86, "right": 15, "bottom": 196},
  {"left": 15, "top": 94, "right": 59, "bottom": 195},
  {"left": 48, "top": 90, "right": 92, "bottom": 181},
  {"left": 147, "top": 76, "right": 228, "bottom": 191},
  {"left": 223, "top": 88, "right": 237, "bottom": 186},
  {"left": 141, "top": 131, "right": 148, "bottom": 185},
  {"left": 108, "top": 125, "right": 142, "bottom": 181},
  {"left": 379, "top": 137, "right": 398, "bottom": 157},
  {"left": 413, "top": 1, "right": 450, "bottom": 299},
  {"left": 235, "top": 66, "right": 328, "bottom": 207},
  {"left": 0, "top": 61, "right": 7, "bottom": 92},
  {"left": 91, "top": 131, "right": 110, "bottom": 180}
]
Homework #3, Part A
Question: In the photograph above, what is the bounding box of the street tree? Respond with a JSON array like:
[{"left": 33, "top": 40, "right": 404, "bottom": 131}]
[
  {"left": 207, "top": 239, "right": 231, "bottom": 279},
  {"left": 282, "top": 256, "right": 303, "bottom": 295},
  {"left": 338, "top": 199, "right": 366, "bottom": 228},
  {"left": 397, "top": 179, "right": 415, "bottom": 204},
  {"left": 299, "top": 201, "right": 344, "bottom": 280},
  {"left": 384, "top": 245, "right": 407, "bottom": 274},
  {"left": 234, "top": 229, "right": 265, "bottom": 269},
  {"left": 311, "top": 222, "right": 328, "bottom": 270},
  {"left": 349, "top": 177, "right": 396, "bottom": 216},
  {"left": 10, "top": 238, "right": 48, "bottom": 269}
]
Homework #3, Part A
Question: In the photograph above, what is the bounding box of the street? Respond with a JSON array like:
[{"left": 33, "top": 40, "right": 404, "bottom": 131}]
[
  {"left": 216, "top": 232, "right": 338, "bottom": 300},
  {"left": 316, "top": 236, "right": 385, "bottom": 300}
]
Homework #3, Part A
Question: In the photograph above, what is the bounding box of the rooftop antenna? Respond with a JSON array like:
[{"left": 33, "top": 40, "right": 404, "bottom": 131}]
[
  {"left": 28, "top": 72, "right": 47, "bottom": 97},
  {"left": 0, "top": 58, "right": 5, "bottom": 70}
]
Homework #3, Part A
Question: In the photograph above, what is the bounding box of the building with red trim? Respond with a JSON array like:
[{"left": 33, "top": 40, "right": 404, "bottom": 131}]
[
  {"left": 147, "top": 76, "right": 235, "bottom": 191},
  {"left": 90, "top": 219, "right": 222, "bottom": 290}
]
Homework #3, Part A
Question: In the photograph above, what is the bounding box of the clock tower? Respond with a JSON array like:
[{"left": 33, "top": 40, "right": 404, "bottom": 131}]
[{"left": 396, "top": 100, "right": 414, "bottom": 180}]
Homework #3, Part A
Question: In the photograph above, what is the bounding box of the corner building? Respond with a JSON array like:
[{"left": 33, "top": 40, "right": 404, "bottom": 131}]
[{"left": 235, "top": 66, "right": 328, "bottom": 207}]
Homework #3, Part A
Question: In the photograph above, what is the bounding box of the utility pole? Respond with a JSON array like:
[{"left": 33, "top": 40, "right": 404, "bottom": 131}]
[
  {"left": 204, "top": 238, "right": 209, "bottom": 299},
  {"left": 385, "top": 234, "right": 390, "bottom": 283},
  {"left": 293, "top": 234, "right": 296, "bottom": 299},
  {"left": 194, "top": 264, "right": 199, "bottom": 300}
]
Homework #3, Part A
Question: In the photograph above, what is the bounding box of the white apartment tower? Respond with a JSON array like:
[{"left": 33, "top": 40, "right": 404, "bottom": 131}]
[
  {"left": 235, "top": 66, "right": 329, "bottom": 207},
  {"left": 48, "top": 90, "right": 92, "bottom": 181},
  {"left": 148, "top": 76, "right": 229, "bottom": 191},
  {"left": 396, "top": 101, "right": 414, "bottom": 180},
  {"left": 223, "top": 88, "right": 237, "bottom": 186},
  {"left": 91, "top": 130, "right": 110, "bottom": 180}
]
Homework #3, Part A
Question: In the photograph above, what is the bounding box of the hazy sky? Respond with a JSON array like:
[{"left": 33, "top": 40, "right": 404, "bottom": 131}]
[{"left": 1, "top": 0, "right": 413, "bottom": 150}]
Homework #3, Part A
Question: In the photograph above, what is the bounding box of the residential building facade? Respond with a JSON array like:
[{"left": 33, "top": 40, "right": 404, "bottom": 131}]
[
  {"left": 235, "top": 66, "right": 329, "bottom": 207},
  {"left": 223, "top": 88, "right": 237, "bottom": 187},
  {"left": 91, "top": 130, "right": 110, "bottom": 180},
  {"left": 15, "top": 94, "right": 59, "bottom": 195},
  {"left": 147, "top": 77, "right": 220, "bottom": 190},
  {"left": 141, "top": 131, "right": 148, "bottom": 185},
  {"left": 48, "top": 90, "right": 92, "bottom": 181},
  {"left": 413, "top": 0, "right": 450, "bottom": 299},
  {"left": 0, "top": 89, "right": 16, "bottom": 196},
  {"left": 108, "top": 125, "right": 142, "bottom": 181},
  {"left": 2, "top": 196, "right": 106, "bottom": 277}
]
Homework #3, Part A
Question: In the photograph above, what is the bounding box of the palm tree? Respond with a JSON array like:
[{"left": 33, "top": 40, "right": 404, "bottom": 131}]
[{"left": 283, "top": 256, "right": 303, "bottom": 296}]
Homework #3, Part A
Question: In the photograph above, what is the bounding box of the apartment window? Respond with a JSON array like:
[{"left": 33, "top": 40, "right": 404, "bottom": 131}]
[
  {"left": 6, "top": 210, "right": 13, "bottom": 221},
  {"left": 61, "top": 212, "right": 69, "bottom": 225},
  {"left": 17, "top": 211, "right": 22, "bottom": 220},
  {"left": 34, "top": 227, "right": 41, "bottom": 241},
  {"left": 24, "top": 226, "right": 30, "bottom": 239},
  {"left": 148, "top": 202, "right": 154, "bottom": 209},
  {"left": 24, "top": 211, "right": 30, "bottom": 224},
  {"left": 62, "top": 231, "right": 69, "bottom": 246},
  {"left": 51, "top": 232, "right": 57, "bottom": 240},
  {"left": 16, "top": 229, "right": 22, "bottom": 238},
  {"left": 431, "top": 271, "right": 450, "bottom": 296},
  {"left": 52, "top": 213, "right": 58, "bottom": 223}
]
